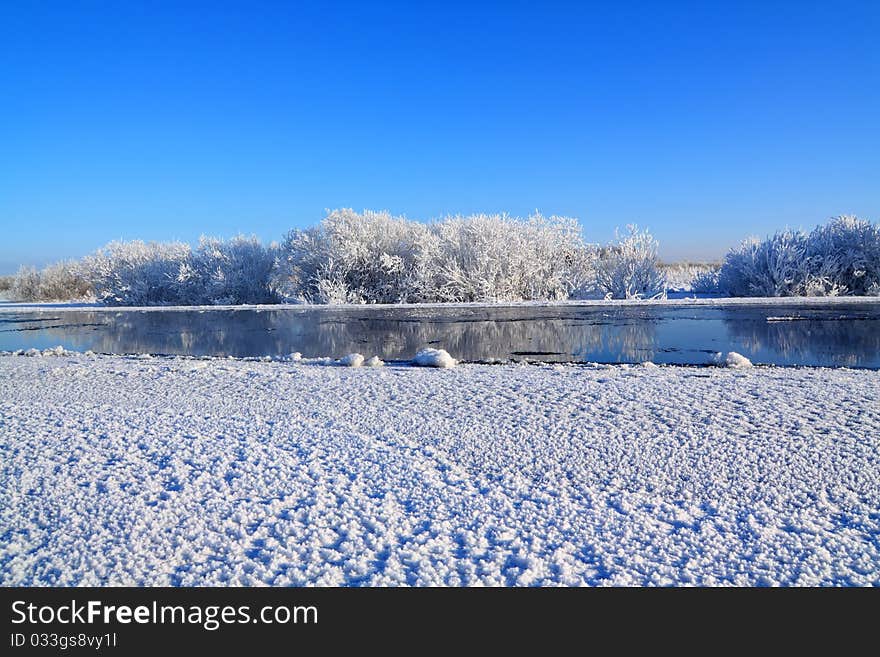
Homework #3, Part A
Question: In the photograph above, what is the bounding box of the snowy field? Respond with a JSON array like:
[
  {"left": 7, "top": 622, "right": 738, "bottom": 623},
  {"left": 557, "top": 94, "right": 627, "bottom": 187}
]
[{"left": 2, "top": 353, "right": 879, "bottom": 586}]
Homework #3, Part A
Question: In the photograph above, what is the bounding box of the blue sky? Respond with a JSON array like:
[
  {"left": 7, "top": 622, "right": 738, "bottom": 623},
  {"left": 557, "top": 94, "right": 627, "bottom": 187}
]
[{"left": 1, "top": 1, "right": 878, "bottom": 272}]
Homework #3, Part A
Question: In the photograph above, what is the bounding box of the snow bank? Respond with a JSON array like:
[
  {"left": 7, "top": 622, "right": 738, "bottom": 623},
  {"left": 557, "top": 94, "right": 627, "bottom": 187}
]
[
  {"left": 364, "top": 356, "right": 384, "bottom": 367},
  {"left": 413, "top": 348, "right": 457, "bottom": 368}
]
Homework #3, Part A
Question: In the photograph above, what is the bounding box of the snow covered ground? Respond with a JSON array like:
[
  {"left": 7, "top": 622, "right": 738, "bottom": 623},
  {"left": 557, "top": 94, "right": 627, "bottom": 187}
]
[{"left": 2, "top": 353, "right": 878, "bottom": 586}]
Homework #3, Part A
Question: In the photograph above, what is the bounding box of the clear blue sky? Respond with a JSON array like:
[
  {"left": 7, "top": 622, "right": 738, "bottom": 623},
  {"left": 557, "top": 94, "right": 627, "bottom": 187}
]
[{"left": 1, "top": 1, "right": 878, "bottom": 272}]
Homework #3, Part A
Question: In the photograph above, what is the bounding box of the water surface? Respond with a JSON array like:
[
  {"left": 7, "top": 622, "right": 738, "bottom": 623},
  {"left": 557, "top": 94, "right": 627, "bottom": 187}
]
[{"left": 1, "top": 303, "right": 879, "bottom": 367}]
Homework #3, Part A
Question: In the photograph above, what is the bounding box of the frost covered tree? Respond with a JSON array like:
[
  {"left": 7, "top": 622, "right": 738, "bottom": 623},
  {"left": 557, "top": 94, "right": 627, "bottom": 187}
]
[
  {"left": 276, "top": 210, "right": 592, "bottom": 303},
  {"left": 689, "top": 267, "right": 721, "bottom": 293},
  {"left": 717, "top": 230, "right": 810, "bottom": 297},
  {"left": 716, "top": 216, "right": 880, "bottom": 297},
  {"left": 10, "top": 260, "right": 95, "bottom": 301},
  {"left": 7, "top": 208, "right": 676, "bottom": 304},
  {"left": 803, "top": 215, "right": 880, "bottom": 296},
  {"left": 277, "top": 209, "right": 438, "bottom": 303},
  {"left": 194, "top": 235, "right": 280, "bottom": 304},
  {"left": 432, "top": 213, "right": 586, "bottom": 302},
  {"left": 90, "top": 240, "right": 195, "bottom": 305},
  {"left": 589, "top": 226, "right": 666, "bottom": 299}
]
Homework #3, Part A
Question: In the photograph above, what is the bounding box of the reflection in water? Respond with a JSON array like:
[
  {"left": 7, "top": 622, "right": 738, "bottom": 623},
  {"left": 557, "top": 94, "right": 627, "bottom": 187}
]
[
  {"left": 1, "top": 303, "right": 878, "bottom": 367},
  {"left": 724, "top": 316, "right": 880, "bottom": 368}
]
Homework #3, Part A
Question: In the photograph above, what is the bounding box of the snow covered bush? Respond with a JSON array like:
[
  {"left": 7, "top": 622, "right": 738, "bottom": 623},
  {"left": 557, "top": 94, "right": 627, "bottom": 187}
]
[
  {"left": 589, "top": 226, "right": 665, "bottom": 299},
  {"left": 662, "top": 262, "right": 720, "bottom": 293},
  {"left": 276, "top": 209, "right": 590, "bottom": 304},
  {"left": 689, "top": 267, "right": 721, "bottom": 293},
  {"left": 91, "top": 240, "right": 195, "bottom": 305},
  {"left": 10, "top": 260, "right": 95, "bottom": 301},
  {"left": 9, "top": 266, "right": 40, "bottom": 300},
  {"left": 716, "top": 216, "right": 879, "bottom": 297},
  {"left": 88, "top": 236, "right": 280, "bottom": 305},
  {"left": 193, "top": 235, "right": 280, "bottom": 304},
  {"left": 7, "top": 208, "right": 678, "bottom": 305},
  {"left": 717, "top": 230, "right": 809, "bottom": 297},
  {"left": 432, "top": 213, "right": 585, "bottom": 302},
  {"left": 277, "top": 209, "right": 437, "bottom": 304},
  {"left": 802, "top": 215, "right": 880, "bottom": 296}
]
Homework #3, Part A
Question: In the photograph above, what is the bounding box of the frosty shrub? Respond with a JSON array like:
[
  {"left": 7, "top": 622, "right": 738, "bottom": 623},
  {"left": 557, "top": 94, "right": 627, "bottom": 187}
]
[
  {"left": 802, "top": 215, "right": 880, "bottom": 296},
  {"left": 8, "top": 208, "right": 676, "bottom": 305},
  {"left": 277, "top": 209, "right": 437, "bottom": 303},
  {"left": 193, "top": 235, "right": 280, "bottom": 305},
  {"left": 91, "top": 240, "right": 194, "bottom": 305},
  {"left": 10, "top": 260, "right": 95, "bottom": 301},
  {"left": 432, "top": 213, "right": 585, "bottom": 302},
  {"left": 90, "top": 236, "right": 280, "bottom": 305},
  {"left": 661, "top": 262, "right": 720, "bottom": 293},
  {"left": 717, "top": 230, "right": 809, "bottom": 297},
  {"left": 590, "top": 226, "right": 666, "bottom": 299},
  {"left": 277, "top": 209, "right": 590, "bottom": 303},
  {"left": 716, "top": 216, "right": 879, "bottom": 297},
  {"left": 690, "top": 267, "right": 721, "bottom": 293},
  {"left": 10, "top": 266, "right": 41, "bottom": 301}
]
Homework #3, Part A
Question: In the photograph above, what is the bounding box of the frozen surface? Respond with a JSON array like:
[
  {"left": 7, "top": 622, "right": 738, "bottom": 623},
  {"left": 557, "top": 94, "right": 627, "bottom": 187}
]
[{"left": 1, "top": 353, "right": 879, "bottom": 586}]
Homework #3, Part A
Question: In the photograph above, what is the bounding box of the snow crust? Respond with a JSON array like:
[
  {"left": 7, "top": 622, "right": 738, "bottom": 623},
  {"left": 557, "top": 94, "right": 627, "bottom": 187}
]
[{"left": 1, "top": 354, "right": 878, "bottom": 586}]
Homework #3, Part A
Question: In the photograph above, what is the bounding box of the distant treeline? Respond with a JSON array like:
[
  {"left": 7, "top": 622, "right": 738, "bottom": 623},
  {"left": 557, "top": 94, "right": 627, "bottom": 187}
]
[
  {"left": 6, "top": 211, "right": 879, "bottom": 304},
  {"left": 7, "top": 210, "right": 664, "bottom": 304}
]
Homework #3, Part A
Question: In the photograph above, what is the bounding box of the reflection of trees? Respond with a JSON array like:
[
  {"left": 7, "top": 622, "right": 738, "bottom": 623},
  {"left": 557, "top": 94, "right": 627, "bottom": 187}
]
[
  {"left": 724, "top": 316, "right": 880, "bottom": 368},
  {"left": 21, "top": 305, "right": 880, "bottom": 367},
  {"left": 29, "top": 307, "right": 659, "bottom": 363}
]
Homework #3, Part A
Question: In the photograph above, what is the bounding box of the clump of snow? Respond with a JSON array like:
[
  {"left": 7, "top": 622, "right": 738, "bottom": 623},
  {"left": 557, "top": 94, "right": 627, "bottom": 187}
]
[
  {"left": 33, "top": 345, "right": 73, "bottom": 356},
  {"left": 339, "top": 353, "right": 365, "bottom": 367},
  {"left": 289, "top": 352, "right": 302, "bottom": 361},
  {"left": 413, "top": 348, "right": 457, "bottom": 368},
  {"left": 714, "top": 351, "right": 753, "bottom": 368},
  {"left": 642, "top": 361, "right": 659, "bottom": 368},
  {"left": 364, "top": 355, "right": 384, "bottom": 367}
]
